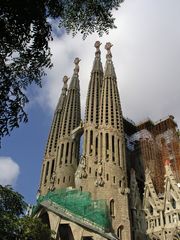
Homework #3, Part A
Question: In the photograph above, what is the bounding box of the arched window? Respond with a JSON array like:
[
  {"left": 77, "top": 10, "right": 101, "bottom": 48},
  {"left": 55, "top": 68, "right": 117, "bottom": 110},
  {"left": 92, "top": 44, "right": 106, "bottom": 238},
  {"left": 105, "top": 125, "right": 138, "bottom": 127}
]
[
  {"left": 117, "top": 225, "right": 124, "bottom": 239},
  {"left": 110, "top": 199, "right": 115, "bottom": 217}
]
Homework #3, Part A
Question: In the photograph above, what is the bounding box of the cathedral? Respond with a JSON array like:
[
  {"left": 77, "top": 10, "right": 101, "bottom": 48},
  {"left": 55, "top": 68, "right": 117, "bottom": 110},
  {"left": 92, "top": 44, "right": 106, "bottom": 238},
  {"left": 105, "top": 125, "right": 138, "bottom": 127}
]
[{"left": 34, "top": 42, "right": 180, "bottom": 240}]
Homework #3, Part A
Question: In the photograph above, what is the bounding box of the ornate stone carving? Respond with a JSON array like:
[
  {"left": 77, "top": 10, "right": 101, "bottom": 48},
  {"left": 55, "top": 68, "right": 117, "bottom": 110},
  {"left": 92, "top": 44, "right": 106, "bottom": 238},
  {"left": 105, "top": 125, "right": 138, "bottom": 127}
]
[
  {"left": 73, "top": 57, "right": 81, "bottom": 74},
  {"left": 105, "top": 42, "right": 113, "bottom": 60},
  {"left": 94, "top": 41, "right": 101, "bottom": 58}
]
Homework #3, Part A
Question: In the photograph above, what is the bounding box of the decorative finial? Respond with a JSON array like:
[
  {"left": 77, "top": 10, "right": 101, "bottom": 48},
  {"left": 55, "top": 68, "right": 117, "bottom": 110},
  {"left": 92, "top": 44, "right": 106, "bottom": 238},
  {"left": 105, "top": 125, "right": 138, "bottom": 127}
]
[
  {"left": 105, "top": 42, "right": 113, "bottom": 60},
  {"left": 63, "top": 75, "right": 69, "bottom": 84},
  {"left": 62, "top": 75, "right": 69, "bottom": 89},
  {"left": 73, "top": 57, "right": 81, "bottom": 74},
  {"left": 94, "top": 41, "right": 101, "bottom": 57}
]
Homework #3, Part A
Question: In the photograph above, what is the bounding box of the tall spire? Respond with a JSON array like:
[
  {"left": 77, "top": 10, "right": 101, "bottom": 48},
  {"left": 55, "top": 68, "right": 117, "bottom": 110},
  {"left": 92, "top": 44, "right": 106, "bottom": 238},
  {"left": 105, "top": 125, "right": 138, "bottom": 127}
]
[
  {"left": 39, "top": 76, "right": 69, "bottom": 194},
  {"left": 53, "top": 58, "right": 81, "bottom": 190},
  {"left": 45, "top": 75, "right": 69, "bottom": 155},
  {"left": 96, "top": 43, "right": 131, "bottom": 237},
  {"left": 55, "top": 75, "right": 69, "bottom": 112},
  {"left": 60, "top": 58, "right": 81, "bottom": 137},
  {"left": 39, "top": 58, "right": 81, "bottom": 195},
  {"left": 99, "top": 42, "right": 123, "bottom": 132},
  {"left": 84, "top": 41, "right": 103, "bottom": 125},
  {"left": 76, "top": 42, "right": 103, "bottom": 193}
]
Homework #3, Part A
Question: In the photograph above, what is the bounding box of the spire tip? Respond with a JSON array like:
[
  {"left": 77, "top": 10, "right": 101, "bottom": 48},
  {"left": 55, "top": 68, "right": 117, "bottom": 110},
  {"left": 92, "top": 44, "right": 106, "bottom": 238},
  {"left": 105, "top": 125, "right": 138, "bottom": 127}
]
[
  {"left": 94, "top": 41, "right": 101, "bottom": 57},
  {"left": 63, "top": 75, "right": 69, "bottom": 84},
  {"left": 105, "top": 42, "right": 113, "bottom": 59},
  {"left": 94, "top": 41, "right": 101, "bottom": 49},
  {"left": 73, "top": 57, "right": 81, "bottom": 74}
]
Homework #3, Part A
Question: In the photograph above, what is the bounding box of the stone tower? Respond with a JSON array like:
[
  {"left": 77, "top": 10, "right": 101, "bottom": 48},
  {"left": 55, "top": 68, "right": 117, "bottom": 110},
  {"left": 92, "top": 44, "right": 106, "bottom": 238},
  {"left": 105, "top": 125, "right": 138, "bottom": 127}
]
[
  {"left": 96, "top": 43, "right": 131, "bottom": 239},
  {"left": 76, "top": 42, "right": 131, "bottom": 239},
  {"left": 39, "top": 75, "right": 68, "bottom": 195},
  {"left": 76, "top": 41, "right": 103, "bottom": 192},
  {"left": 36, "top": 42, "right": 180, "bottom": 240},
  {"left": 39, "top": 58, "right": 81, "bottom": 195}
]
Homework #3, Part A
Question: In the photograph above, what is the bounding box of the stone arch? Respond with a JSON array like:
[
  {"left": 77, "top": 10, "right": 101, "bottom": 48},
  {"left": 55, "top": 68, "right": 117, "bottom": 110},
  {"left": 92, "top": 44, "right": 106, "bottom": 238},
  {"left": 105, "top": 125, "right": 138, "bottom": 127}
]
[
  {"left": 38, "top": 211, "right": 50, "bottom": 228},
  {"left": 117, "top": 225, "right": 124, "bottom": 239},
  {"left": 110, "top": 199, "right": 115, "bottom": 217},
  {"left": 58, "top": 224, "right": 74, "bottom": 240}
]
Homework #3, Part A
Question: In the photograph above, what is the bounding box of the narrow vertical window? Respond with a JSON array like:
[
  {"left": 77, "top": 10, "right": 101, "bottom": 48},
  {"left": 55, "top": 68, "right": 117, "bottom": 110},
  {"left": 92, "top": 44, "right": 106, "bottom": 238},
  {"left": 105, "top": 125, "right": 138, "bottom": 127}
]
[
  {"left": 110, "top": 199, "right": 115, "bottom": 216},
  {"left": 63, "top": 176, "right": 65, "bottom": 183},
  {"left": 60, "top": 144, "right": 64, "bottom": 162},
  {"left": 113, "top": 176, "right": 115, "bottom": 183},
  {"left": 106, "top": 133, "right": 109, "bottom": 159},
  {"left": 95, "top": 137, "right": 98, "bottom": 156},
  {"left": 118, "top": 139, "right": 120, "bottom": 166},
  {"left": 112, "top": 135, "right": 115, "bottom": 162},
  {"left": 117, "top": 225, "right": 124, "bottom": 239},
  {"left": 106, "top": 174, "right": 109, "bottom": 181},
  {"left": 50, "top": 159, "right": 55, "bottom": 177},
  {"left": 106, "top": 133, "right": 109, "bottom": 149},
  {"left": 85, "top": 130, "right": 88, "bottom": 154},
  {"left": 90, "top": 130, "right": 93, "bottom": 154},
  {"left": 70, "top": 142, "right": 74, "bottom": 164},
  {"left": 100, "top": 133, "right": 103, "bottom": 159},
  {"left": 44, "top": 161, "right": 49, "bottom": 183},
  {"left": 65, "top": 142, "right": 69, "bottom": 163}
]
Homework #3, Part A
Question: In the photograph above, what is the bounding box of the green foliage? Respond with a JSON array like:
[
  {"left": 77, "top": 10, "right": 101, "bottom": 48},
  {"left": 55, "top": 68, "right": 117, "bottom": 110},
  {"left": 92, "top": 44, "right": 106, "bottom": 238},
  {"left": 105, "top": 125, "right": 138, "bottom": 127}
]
[
  {"left": 0, "top": 185, "right": 53, "bottom": 240},
  {"left": 19, "top": 216, "right": 53, "bottom": 240},
  {"left": 0, "top": 0, "right": 123, "bottom": 141}
]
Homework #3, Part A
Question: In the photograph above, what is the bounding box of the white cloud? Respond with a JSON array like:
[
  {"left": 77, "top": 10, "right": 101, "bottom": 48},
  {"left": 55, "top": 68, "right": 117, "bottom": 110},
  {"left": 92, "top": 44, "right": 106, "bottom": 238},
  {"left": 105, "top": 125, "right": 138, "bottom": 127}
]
[
  {"left": 0, "top": 157, "right": 20, "bottom": 186},
  {"left": 33, "top": 0, "right": 180, "bottom": 126}
]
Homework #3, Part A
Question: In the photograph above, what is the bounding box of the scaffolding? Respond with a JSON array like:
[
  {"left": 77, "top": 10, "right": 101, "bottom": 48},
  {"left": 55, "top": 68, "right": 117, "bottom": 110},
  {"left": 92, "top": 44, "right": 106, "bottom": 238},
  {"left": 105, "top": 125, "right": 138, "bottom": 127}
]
[
  {"left": 34, "top": 188, "right": 111, "bottom": 232},
  {"left": 136, "top": 115, "right": 180, "bottom": 193}
]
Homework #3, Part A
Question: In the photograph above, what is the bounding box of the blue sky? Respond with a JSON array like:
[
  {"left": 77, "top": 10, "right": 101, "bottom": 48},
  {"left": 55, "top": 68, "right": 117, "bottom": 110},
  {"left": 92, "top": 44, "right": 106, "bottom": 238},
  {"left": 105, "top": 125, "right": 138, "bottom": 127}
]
[{"left": 0, "top": 0, "right": 180, "bottom": 204}]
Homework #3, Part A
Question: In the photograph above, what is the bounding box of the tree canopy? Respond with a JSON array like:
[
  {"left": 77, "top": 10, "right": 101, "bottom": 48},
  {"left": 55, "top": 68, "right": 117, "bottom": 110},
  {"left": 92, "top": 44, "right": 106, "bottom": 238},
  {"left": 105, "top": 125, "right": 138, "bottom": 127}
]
[
  {"left": 0, "top": 185, "right": 53, "bottom": 240},
  {"left": 0, "top": 0, "right": 123, "bottom": 141}
]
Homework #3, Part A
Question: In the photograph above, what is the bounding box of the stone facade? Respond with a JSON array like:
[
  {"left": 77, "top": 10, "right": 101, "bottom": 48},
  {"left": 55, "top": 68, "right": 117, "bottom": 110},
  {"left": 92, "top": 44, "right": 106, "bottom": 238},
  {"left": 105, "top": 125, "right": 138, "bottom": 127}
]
[{"left": 36, "top": 42, "right": 180, "bottom": 240}]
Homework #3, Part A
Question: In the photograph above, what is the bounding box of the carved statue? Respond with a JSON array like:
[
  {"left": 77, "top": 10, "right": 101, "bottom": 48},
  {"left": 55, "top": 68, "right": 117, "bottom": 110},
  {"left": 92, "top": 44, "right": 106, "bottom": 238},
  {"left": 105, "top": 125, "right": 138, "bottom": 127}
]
[
  {"left": 74, "top": 57, "right": 81, "bottom": 74},
  {"left": 94, "top": 41, "right": 101, "bottom": 57},
  {"left": 63, "top": 75, "right": 69, "bottom": 89},
  {"left": 105, "top": 42, "right": 113, "bottom": 60}
]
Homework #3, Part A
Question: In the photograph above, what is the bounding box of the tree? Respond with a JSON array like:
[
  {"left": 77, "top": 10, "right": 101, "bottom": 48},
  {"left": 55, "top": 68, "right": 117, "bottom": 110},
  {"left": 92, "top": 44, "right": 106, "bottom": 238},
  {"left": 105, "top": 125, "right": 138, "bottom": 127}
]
[
  {"left": 0, "top": 0, "right": 124, "bottom": 141},
  {"left": 0, "top": 185, "right": 53, "bottom": 240}
]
